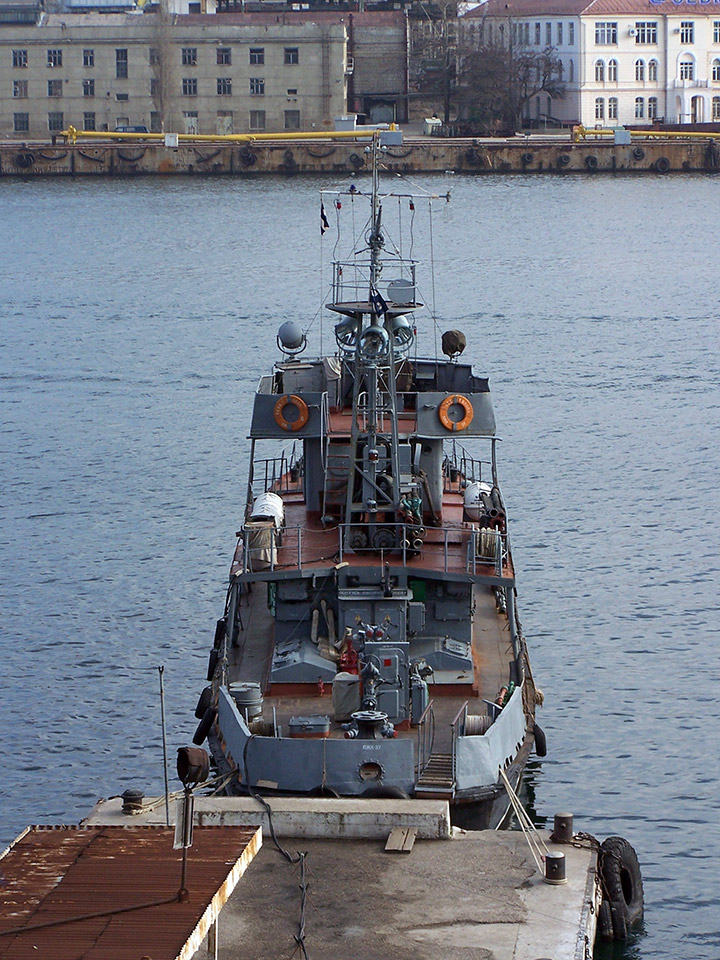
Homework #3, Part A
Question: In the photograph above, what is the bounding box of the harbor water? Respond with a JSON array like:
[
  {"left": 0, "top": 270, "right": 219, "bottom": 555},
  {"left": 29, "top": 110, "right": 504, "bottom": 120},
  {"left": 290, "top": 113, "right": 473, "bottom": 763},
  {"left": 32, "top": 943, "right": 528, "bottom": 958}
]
[{"left": 1, "top": 173, "right": 718, "bottom": 959}]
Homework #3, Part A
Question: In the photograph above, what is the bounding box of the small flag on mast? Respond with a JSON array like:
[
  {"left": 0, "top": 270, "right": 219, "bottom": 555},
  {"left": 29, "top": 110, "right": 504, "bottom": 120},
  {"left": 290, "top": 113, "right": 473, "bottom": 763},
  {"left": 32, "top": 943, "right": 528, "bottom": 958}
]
[
  {"left": 320, "top": 202, "right": 330, "bottom": 235},
  {"left": 370, "top": 290, "right": 389, "bottom": 317}
]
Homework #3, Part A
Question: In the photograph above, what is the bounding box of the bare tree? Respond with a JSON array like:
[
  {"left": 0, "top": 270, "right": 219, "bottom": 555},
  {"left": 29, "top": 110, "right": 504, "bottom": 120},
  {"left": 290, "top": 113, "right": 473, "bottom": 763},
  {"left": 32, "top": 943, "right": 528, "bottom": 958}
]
[
  {"left": 456, "top": 21, "right": 564, "bottom": 131},
  {"left": 409, "top": 1, "right": 458, "bottom": 123}
]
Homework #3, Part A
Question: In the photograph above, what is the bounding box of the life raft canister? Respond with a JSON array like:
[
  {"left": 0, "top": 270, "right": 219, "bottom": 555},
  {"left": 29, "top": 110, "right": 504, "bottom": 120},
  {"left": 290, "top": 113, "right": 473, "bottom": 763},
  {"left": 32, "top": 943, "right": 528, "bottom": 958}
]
[
  {"left": 274, "top": 394, "right": 309, "bottom": 432},
  {"left": 438, "top": 394, "right": 474, "bottom": 432}
]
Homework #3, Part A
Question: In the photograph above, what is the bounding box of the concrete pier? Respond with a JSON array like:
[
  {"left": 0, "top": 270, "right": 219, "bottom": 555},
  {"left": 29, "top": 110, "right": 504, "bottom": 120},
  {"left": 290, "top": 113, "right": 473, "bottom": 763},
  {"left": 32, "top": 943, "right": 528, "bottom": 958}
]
[
  {"left": 1, "top": 135, "right": 718, "bottom": 177},
  {"left": 85, "top": 797, "right": 600, "bottom": 960}
]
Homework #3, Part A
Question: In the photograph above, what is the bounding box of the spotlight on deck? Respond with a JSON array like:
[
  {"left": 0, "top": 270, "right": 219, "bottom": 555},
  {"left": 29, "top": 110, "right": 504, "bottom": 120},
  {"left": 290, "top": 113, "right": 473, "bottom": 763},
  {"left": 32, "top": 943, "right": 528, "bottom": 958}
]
[
  {"left": 441, "top": 329, "right": 467, "bottom": 359},
  {"left": 277, "top": 321, "right": 307, "bottom": 357},
  {"left": 391, "top": 314, "right": 414, "bottom": 350},
  {"left": 177, "top": 746, "right": 210, "bottom": 786}
]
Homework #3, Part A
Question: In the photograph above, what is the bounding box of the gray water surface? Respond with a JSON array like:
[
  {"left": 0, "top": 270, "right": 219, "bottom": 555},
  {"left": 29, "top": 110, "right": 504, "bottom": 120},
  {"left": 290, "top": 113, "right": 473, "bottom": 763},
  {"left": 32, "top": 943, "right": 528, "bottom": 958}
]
[{"left": 1, "top": 173, "right": 719, "bottom": 960}]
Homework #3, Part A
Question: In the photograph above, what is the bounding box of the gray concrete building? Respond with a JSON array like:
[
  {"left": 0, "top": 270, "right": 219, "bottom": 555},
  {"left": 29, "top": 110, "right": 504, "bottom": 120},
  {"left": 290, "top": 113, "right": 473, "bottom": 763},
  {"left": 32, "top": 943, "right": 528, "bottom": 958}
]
[
  {"left": 0, "top": 11, "right": 349, "bottom": 137},
  {"left": 0, "top": 8, "right": 409, "bottom": 139}
]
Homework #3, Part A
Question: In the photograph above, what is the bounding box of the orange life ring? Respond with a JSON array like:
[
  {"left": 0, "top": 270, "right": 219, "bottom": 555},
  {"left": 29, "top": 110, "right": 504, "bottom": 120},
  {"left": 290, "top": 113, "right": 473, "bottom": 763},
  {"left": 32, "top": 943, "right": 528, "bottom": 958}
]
[
  {"left": 273, "top": 394, "right": 309, "bottom": 432},
  {"left": 438, "top": 394, "right": 474, "bottom": 432}
]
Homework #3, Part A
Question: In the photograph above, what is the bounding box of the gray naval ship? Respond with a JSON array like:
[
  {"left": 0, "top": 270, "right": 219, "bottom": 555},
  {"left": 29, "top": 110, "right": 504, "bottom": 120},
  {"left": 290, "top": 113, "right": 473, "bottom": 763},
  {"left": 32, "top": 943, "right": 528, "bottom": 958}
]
[{"left": 194, "top": 139, "right": 545, "bottom": 829}]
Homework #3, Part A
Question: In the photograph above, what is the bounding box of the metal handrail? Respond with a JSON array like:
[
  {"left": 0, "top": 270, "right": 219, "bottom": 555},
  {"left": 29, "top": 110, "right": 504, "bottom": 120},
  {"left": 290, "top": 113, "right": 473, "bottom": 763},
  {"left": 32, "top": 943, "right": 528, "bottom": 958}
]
[
  {"left": 415, "top": 699, "right": 435, "bottom": 780},
  {"left": 449, "top": 700, "right": 469, "bottom": 788}
]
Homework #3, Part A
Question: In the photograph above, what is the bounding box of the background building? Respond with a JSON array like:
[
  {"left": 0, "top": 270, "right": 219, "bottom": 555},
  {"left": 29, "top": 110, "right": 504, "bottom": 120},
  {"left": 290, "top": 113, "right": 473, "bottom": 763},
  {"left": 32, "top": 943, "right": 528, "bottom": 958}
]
[
  {"left": 0, "top": 7, "right": 409, "bottom": 138},
  {"left": 463, "top": 0, "right": 720, "bottom": 127}
]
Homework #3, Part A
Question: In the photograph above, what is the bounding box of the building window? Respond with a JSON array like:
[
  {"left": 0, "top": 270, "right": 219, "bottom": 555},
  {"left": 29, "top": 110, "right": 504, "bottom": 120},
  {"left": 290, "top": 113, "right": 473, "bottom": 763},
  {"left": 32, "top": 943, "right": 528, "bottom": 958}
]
[
  {"left": 608, "top": 58, "right": 618, "bottom": 81},
  {"left": 83, "top": 48, "right": 94, "bottom": 67},
  {"left": 249, "top": 109, "right": 265, "bottom": 130},
  {"left": 13, "top": 49, "right": 28, "bottom": 68},
  {"left": 284, "top": 109, "right": 301, "bottom": 130},
  {"left": 635, "top": 59, "right": 645, "bottom": 81},
  {"left": 14, "top": 112, "right": 29, "bottom": 132},
  {"left": 557, "top": 59, "right": 563, "bottom": 80},
  {"left": 713, "top": 58, "right": 720, "bottom": 81},
  {"left": 116, "top": 48, "right": 128, "bottom": 79},
  {"left": 608, "top": 97, "right": 618, "bottom": 119},
  {"left": 635, "top": 97, "right": 644, "bottom": 118},
  {"left": 182, "top": 47, "right": 197, "bottom": 66},
  {"left": 287, "top": 87, "right": 297, "bottom": 95},
  {"left": 83, "top": 78, "right": 94, "bottom": 97},
  {"left": 249, "top": 77, "right": 264, "bottom": 95},
  {"left": 249, "top": 47, "right": 264, "bottom": 65},
  {"left": 595, "top": 22, "right": 617, "bottom": 45},
  {"left": 635, "top": 22, "right": 657, "bottom": 45},
  {"left": 557, "top": 22, "right": 563, "bottom": 45},
  {"left": 149, "top": 47, "right": 160, "bottom": 64},
  {"left": 182, "top": 77, "right": 198, "bottom": 96},
  {"left": 680, "top": 21, "right": 694, "bottom": 44},
  {"left": 217, "top": 47, "right": 231, "bottom": 65},
  {"left": 569, "top": 22, "right": 575, "bottom": 45},
  {"left": 545, "top": 22, "right": 552, "bottom": 45},
  {"left": 216, "top": 77, "right": 232, "bottom": 95},
  {"left": 648, "top": 59, "right": 658, "bottom": 81},
  {"left": 47, "top": 49, "right": 63, "bottom": 68},
  {"left": 284, "top": 47, "right": 299, "bottom": 64},
  {"left": 713, "top": 96, "right": 720, "bottom": 119},
  {"left": 116, "top": 116, "right": 129, "bottom": 127},
  {"left": 150, "top": 78, "right": 159, "bottom": 96},
  {"left": 48, "top": 111, "right": 64, "bottom": 131},
  {"left": 116, "top": 92, "right": 128, "bottom": 101},
  {"left": 13, "top": 79, "right": 28, "bottom": 98},
  {"left": 679, "top": 57, "right": 695, "bottom": 80},
  {"left": 715, "top": 21, "right": 720, "bottom": 44},
  {"left": 47, "top": 79, "right": 63, "bottom": 97},
  {"left": 569, "top": 58, "right": 574, "bottom": 81},
  {"left": 648, "top": 96, "right": 658, "bottom": 119},
  {"left": 83, "top": 111, "right": 95, "bottom": 129},
  {"left": 217, "top": 110, "right": 233, "bottom": 133},
  {"left": 595, "top": 97, "right": 604, "bottom": 120},
  {"left": 595, "top": 59, "right": 605, "bottom": 82},
  {"left": 150, "top": 111, "right": 162, "bottom": 131},
  {"left": 188, "top": 2, "right": 200, "bottom": 11},
  {"left": 534, "top": 22, "right": 540, "bottom": 45}
]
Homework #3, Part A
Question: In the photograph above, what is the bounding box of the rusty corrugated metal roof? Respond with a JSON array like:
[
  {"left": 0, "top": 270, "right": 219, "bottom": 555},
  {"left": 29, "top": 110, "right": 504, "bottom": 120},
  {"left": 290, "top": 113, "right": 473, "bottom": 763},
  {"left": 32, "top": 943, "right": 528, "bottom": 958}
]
[{"left": 0, "top": 824, "right": 261, "bottom": 960}]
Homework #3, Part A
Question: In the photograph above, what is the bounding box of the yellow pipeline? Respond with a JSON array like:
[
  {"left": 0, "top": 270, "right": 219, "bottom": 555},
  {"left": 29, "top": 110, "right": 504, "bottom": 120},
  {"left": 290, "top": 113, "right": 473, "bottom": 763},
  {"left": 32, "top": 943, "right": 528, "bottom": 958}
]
[
  {"left": 62, "top": 124, "right": 384, "bottom": 145},
  {"left": 572, "top": 123, "right": 719, "bottom": 142}
]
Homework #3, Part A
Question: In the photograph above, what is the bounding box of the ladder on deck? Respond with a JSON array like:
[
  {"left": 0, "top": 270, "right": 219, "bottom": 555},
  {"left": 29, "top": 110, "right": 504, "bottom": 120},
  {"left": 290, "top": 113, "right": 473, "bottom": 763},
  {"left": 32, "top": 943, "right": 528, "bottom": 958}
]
[{"left": 415, "top": 753, "right": 455, "bottom": 799}]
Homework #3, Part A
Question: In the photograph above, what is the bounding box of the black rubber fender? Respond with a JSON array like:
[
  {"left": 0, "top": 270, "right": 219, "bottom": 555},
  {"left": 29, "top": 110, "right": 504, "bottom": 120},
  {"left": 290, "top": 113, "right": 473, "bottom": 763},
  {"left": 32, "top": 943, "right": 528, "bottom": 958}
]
[
  {"left": 597, "top": 900, "right": 614, "bottom": 941},
  {"left": 193, "top": 706, "right": 217, "bottom": 745},
  {"left": 194, "top": 685, "right": 213, "bottom": 719},
  {"left": 349, "top": 152, "right": 364, "bottom": 167},
  {"left": 557, "top": 153, "right": 570, "bottom": 167},
  {"left": 585, "top": 155, "right": 598, "bottom": 171},
  {"left": 533, "top": 722, "right": 547, "bottom": 757},
  {"left": 521, "top": 152, "right": 534, "bottom": 165},
  {"left": 600, "top": 836, "right": 644, "bottom": 938},
  {"left": 633, "top": 146, "right": 646, "bottom": 161},
  {"left": 206, "top": 647, "right": 219, "bottom": 681},
  {"left": 213, "top": 617, "right": 226, "bottom": 649},
  {"left": 362, "top": 785, "right": 410, "bottom": 799},
  {"left": 655, "top": 156, "right": 670, "bottom": 173},
  {"left": 15, "top": 152, "right": 35, "bottom": 169}
]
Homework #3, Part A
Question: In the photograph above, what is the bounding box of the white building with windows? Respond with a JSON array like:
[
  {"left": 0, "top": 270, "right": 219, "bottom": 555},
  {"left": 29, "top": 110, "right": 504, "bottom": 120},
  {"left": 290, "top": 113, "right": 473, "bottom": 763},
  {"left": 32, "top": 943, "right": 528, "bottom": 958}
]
[{"left": 463, "top": 0, "right": 720, "bottom": 126}]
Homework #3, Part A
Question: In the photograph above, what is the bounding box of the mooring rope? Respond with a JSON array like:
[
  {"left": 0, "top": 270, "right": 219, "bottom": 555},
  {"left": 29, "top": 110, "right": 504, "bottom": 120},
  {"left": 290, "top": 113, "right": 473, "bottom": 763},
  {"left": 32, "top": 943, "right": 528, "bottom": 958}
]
[{"left": 499, "top": 767, "right": 550, "bottom": 874}]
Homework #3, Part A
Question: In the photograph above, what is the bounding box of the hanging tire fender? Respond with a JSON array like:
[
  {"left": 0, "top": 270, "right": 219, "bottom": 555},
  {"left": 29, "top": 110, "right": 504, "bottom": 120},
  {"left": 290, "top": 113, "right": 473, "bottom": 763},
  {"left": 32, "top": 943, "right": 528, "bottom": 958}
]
[
  {"left": 194, "top": 685, "right": 213, "bottom": 719},
  {"left": 193, "top": 706, "right": 217, "bottom": 745},
  {"left": 585, "top": 155, "right": 598, "bottom": 171},
  {"left": 655, "top": 156, "right": 670, "bottom": 173},
  {"left": 533, "top": 722, "right": 547, "bottom": 757},
  {"left": 600, "top": 836, "right": 644, "bottom": 938},
  {"left": 206, "top": 648, "right": 219, "bottom": 681}
]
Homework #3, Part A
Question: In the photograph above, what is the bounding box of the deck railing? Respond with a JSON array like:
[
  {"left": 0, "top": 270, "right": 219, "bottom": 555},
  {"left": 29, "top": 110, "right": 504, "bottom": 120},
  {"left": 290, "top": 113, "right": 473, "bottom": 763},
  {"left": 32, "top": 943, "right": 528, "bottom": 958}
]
[
  {"left": 450, "top": 701, "right": 469, "bottom": 788},
  {"left": 239, "top": 522, "right": 508, "bottom": 577}
]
